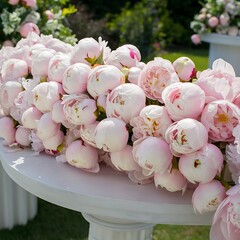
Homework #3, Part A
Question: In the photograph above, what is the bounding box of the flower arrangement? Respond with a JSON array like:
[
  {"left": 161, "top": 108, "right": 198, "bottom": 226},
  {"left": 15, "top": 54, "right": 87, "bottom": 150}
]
[
  {"left": 0, "top": 32, "right": 239, "bottom": 239},
  {"left": 0, "top": 0, "right": 77, "bottom": 47},
  {"left": 190, "top": 0, "right": 240, "bottom": 44}
]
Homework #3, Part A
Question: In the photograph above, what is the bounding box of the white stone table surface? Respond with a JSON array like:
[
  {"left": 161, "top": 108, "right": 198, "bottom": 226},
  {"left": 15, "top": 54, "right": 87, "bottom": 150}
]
[{"left": 0, "top": 143, "right": 213, "bottom": 240}]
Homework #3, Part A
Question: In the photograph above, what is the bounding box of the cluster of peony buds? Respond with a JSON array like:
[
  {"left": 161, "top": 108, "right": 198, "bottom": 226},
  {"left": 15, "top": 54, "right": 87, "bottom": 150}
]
[{"left": 0, "top": 32, "right": 239, "bottom": 240}]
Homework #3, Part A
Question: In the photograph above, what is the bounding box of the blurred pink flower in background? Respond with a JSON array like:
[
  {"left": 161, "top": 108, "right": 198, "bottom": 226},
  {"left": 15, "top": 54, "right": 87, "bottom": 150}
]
[
  {"left": 19, "top": 23, "right": 40, "bottom": 38},
  {"left": 208, "top": 16, "right": 219, "bottom": 27},
  {"left": 22, "top": 0, "right": 37, "bottom": 8},
  {"left": 191, "top": 34, "right": 201, "bottom": 45}
]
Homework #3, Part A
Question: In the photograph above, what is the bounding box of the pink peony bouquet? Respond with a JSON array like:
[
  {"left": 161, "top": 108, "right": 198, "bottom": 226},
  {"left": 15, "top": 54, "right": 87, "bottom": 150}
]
[
  {"left": 190, "top": 0, "right": 240, "bottom": 44},
  {"left": 0, "top": 32, "right": 240, "bottom": 240}
]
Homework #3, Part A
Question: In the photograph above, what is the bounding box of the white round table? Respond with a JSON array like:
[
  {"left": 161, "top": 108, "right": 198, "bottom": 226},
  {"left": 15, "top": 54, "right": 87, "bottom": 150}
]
[
  {"left": 201, "top": 33, "right": 240, "bottom": 76},
  {"left": 0, "top": 143, "right": 213, "bottom": 240}
]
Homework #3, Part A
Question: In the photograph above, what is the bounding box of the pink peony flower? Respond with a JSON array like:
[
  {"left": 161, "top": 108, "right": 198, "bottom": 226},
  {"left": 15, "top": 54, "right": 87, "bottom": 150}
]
[
  {"left": 162, "top": 82, "right": 205, "bottom": 121},
  {"left": 45, "top": 10, "right": 54, "bottom": 20},
  {"left": 65, "top": 140, "right": 99, "bottom": 173},
  {"left": 192, "top": 180, "right": 226, "bottom": 214},
  {"left": 94, "top": 118, "right": 129, "bottom": 152},
  {"left": 42, "top": 130, "right": 64, "bottom": 151},
  {"left": 21, "top": 106, "right": 43, "bottom": 129},
  {"left": 138, "top": 57, "right": 179, "bottom": 102},
  {"left": 62, "top": 94, "right": 97, "bottom": 126},
  {"left": 48, "top": 53, "right": 71, "bottom": 83},
  {"left": 128, "top": 170, "right": 154, "bottom": 185},
  {"left": 15, "top": 126, "right": 31, "bottom": 146},
  {"left": 219, "top": 13, "right": 230, "bottom": 26},
  {"left": 32, "top": 81, "right": 64, "bottom": 113},
  {"left": 78, "top": 121, "right": 99, "bottom": 147},
  {"left": 106, "top": 44, "right": 141, "bottom": 69},
  {"left": 173, "top": 57, "right": 196, "bottom": 82},
  {"left": 201, "top": 100, "right": 240, "bottom": 142},
  {"left": 19, "top": 23, "right": 40, "bottom": 38},
  {"left": 1, "top": 59, "right": 28, "bottom": 82},
  {"left": 154, "top": 169, "right": 188, "bottom": 193},
  {"left": 132, "top": 137, "right": 173, "bottom": 176},
  {"left": 110, "top": 145, "right": 140, "bottom": 172},
  {"left": 2, "top": 40, "right": 14, "bottom": 47},
  {"left": 208, "top": 16, "right": 219, "bottom": 27},
  {"left": 210, "top": 185, "right": 240, "bottom": 240},
  {"left": 191, "top": 34, "right": 201, "bottom": 45},
  {"left": 22, "top": 0, "right": 36, "bottom": 7},
  {"left": 87, "top": 65, "right": 125, "bottom": 99},
  {"left": 0, "top": 117, "right": 16, "bottom": 145},
  {"left": 228, "top": 26, "right": 239, "bottom": 36},
  {"left": 62, "top": 63, "right": 91, "bottom": 94},
  {"left": 130, "top": 105, "right": 172, "bottom": 141},
  {"left": 8, "top": 0, "right": 19, "bottom": 5},
  {"left": 36, "top": 112, "right": 61, "bottom": 140},
  {"left": 31, "top": 49, "right": 55, "bottom": 77},
  {"left": 128, "top": 67, "right": 142, "bottom": 85},
  {"left": 179, "top": 143, "right": 224, "bottom": 184},
  {"left": 165, "top": 118, "right": 208, "bottom": 156},
  {"left": 29, "top": 130, "right": 44, "bottom": 153},
  {"left": 70, "top": 37, "right": 106, "bottom": 65},
  {"left": 106, "top": 83, "right": 146, "bottom": 123},
  {"left": 196, "top": 58, "right": 240, "bottom": 103}
]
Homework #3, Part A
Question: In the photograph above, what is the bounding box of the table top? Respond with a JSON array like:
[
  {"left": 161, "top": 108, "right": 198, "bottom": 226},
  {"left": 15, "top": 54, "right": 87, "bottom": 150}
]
[
  {"left": 0, "top": 143, "right": 213, "bottom": 225},
  {"left": 201, "top": 33, "right": 240, "bottom": 46}
]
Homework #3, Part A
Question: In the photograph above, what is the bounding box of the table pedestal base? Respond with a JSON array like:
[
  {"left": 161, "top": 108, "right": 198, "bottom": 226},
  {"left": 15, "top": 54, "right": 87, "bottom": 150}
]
[
  {"left": 82, "top": 213, "right": 154, "bottom": 240},
  {"left": 0, "top": 163, "right": 37, "bottom": 229}
]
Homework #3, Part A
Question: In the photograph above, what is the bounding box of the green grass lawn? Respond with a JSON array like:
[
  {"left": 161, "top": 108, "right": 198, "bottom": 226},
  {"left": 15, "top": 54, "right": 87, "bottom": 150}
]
[{"left": 0, "top": 48, "right": 210, "bottom": 240}]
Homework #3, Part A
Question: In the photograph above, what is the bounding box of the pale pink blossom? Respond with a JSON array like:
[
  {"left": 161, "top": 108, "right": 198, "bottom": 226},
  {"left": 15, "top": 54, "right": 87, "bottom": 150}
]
[
  {"left": 106, "top": 44, "right": 141, "bottom": 69},
  {"left": 29, "top": 130, "right": 44, "bottom": 153},
  {"left": 97, "top": 94, "right": 107, "bottom": 112},
  {"left": 70, "top": 37, "right": 107, "bottom": 65},
  {"left": 19, "top": 23, "right": 40, "bottom": 38},
  {"left": 15, "top": 126, "right": 31, "bottom": 146},
  {"left": 196, "top": 58, "right": 240, "bottom": 103},
  {"left": 208, "top": 16, "right": 219, "bottom": 27},
  {"left": 62, "top": 63, "right": 91, "bottom": 94},
  {"left": 219, "top": 13, "right": 230, "bottom": 26},
  {"left": 191, "top": 34, "right": 201, "bottom": 45},
  {"left": 65, "top": 140, "right": 99, "bottom": 173},
  {"left": 128, "top": 67, "right": 142, "bottom": 85},
  {"left": 36, "top": 112, "right": 61, "bottom": 140},
  {"left": 138, "top": 57, "right": 180, "bottom": 102},
  {"left": 22, "top": 0, "right": 36, "bottom": 7},
  {"left": 78, "top": 122, "right": 98, "bottom": 147},
  {"left": 165, "top": 118, "right": 208, "bottom": 156},
  {"left": 48, "top": 53, "right": 71, "bottom": 83},
  {"left": 87, "top": 65, "right": 125, "bottom": 99},
  {"left": 132, "top": 137, "right": 173, "bottom": 176},
  {"left": 128, "top": 170, "right": 154, "bottom": 185},
  {"left": 110, "top": 145, "right": 140, "bottom": 172},
  {"left": 21, "top": 107, "right": 43, "bottom": 129},
  {"left": 0, "top": 81, "right": 23, "bottom": 110},
  {"left": 2, "top": 40, "right": 14, "bottom": 47},
  {"left": 62, "top": 94, "right": 97, "bottom": 126},
  {"left": 210, "top": 185, "right": 240, "bottom": 240},
  {"left": 94, "top": 118, "right": 129, "bottom": 152},
  {"left": 201, "top": 100, "right": 240, "bottom": 142},
  {"left": 32, "top": 81, "right": 64, "bottom": 113},
  {"left": 45, "top": 10, "right": 54, "bottom": 20},
  {"left": 0, "top": 117, "right": 16, "bottom": 145},
  {"left": 179, "top": 144, "right": 224, "bottom": 184},
  {"left": 130, "top": 105, "right": 172, "bottom": 141},
  {"left": 8, "top": 0, "right": 19, "bottom": 5},
  {"left": 226, "top": 144, "right": 240, "bottom": 184},
  {"left": 42, "top": 130, "right": 64, "bottom": 151},
  {"left": 43, "top": 37, "right": 73, "bottom": 53},
  {"left": 106, "top": 83, "right": 146, "bottom": 123},
  {"left": 31, "top": 49, "right": 55, "bottom": 77},
  {"left": 162, "top": 82, "right": 205, "bottom": 121},
  {"left": 154, "top": 169, "right": 188, "bottom": 193},
  {"left": 1, "top": 59, "right": 28, "bottom": 82},
  {"left": 192, "top": 180, "right": 226, "bottom": 214},
  {"left": 173, "top": 57, "right": 196, "bottom": 82}
]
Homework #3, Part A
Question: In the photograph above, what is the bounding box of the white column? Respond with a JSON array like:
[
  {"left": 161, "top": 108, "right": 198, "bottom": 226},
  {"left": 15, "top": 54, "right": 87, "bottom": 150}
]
[
  {"left": 82, "top": 213, "right": 154, "bottom": 240},
  {"left": 0, "top": 162, "right": 37, "bottom": 229}
]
